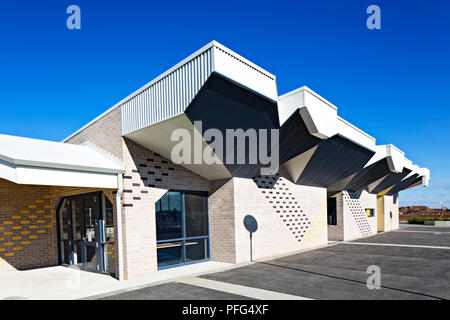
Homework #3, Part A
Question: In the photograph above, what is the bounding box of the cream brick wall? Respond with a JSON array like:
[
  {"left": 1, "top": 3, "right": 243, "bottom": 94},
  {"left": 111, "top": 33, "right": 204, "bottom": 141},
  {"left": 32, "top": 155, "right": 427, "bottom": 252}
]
[
  {"left": 209, "top": 179, "right": 236, "bottom": 263},
  {"left": 234, "top": 176, "right": 327, "bottom": 262},
  {"left": 339, "top": 190, "right": 377, "bottom": 241},
  {"left": 380, "top": 194, "right": 399, "bottom": 232},
  {"left": 66, "top": 107, "right": 123, "bottom": 160},
  {"left": 120, "top": 138, "right": 211, "bottom": 279},
  {"left": 209, "top": 173, "right": 328, "bottom": 264}
]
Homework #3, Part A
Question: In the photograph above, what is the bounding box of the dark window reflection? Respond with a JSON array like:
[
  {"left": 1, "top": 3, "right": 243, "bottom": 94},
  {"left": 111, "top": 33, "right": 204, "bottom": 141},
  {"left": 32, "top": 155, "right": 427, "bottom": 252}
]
[
  {"left": 157, "top": 241, "right": 184, "bottom": 267},
  {"left": 185, "top": 238, "right": 208, "bottom": 263},
  {"left": 156, "top": 192, "right": 182, "bottom": 241},
  {"left": 327, "top": 197, "right": 337, "bottom": 225},
  {"left": 156, "top": 191, "right": 209, "bottom": 268},
  {"left": 185, "top": 194, "right": 208, "bottom": 237}
]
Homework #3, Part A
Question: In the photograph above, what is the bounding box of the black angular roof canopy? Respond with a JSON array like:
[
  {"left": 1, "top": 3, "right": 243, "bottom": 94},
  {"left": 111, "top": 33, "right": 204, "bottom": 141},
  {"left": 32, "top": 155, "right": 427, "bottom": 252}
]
[
  {"left": 296, "top": 135, "right": 375, "bottom": 187},
  {"left": 185, "top": 72, "right": 279, "bottom": 178},
  {"left": 371, "top": 167, "right": 412, "bottom": 194},
  {"left": 279, "top": 110, "right": 321, "bottom": 164},
  {"left": 386, "top": 173, "right": 420, "bottom": 196},
  {"left": 346, "top": 158, "right": 391, "bottom": 192}
]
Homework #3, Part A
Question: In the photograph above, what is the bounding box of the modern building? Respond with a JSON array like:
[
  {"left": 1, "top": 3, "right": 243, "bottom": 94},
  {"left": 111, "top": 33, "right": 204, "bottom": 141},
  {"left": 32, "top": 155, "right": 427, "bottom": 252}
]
[{"left": 0, "top": 41, "right": 430, "bottom": 280}]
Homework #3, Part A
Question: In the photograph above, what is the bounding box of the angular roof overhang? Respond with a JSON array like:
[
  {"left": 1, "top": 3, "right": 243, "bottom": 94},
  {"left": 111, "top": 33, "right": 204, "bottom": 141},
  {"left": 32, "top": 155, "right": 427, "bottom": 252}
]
[
  {"left": 60, "top": 41, "right": 429, "bottom": 194},
  {"left": 124, "top": 72, "right": 279, "bottom": 180},
  {"left": 345, "top": 157, "right": 392, "bottom": 192},
  {"left": 370, "top": 167, "right": 412, "bottom": 195},
  {"left": 278, "top": 87, "right": 376, "bottom": 188},
  {"left": 0, "top": 134, "right": 124, "bottom": 188},
  {"left": 295, "top": 134, "right": 375, "bottom": 188},
  {"left": 278, "top": 86, "right": 430, "bottom": 194}
]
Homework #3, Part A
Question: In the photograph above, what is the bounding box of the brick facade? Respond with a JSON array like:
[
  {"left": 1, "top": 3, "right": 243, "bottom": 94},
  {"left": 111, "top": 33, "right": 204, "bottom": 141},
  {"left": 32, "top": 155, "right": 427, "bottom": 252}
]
[
  {"left": 328, "top": 190, "right": 378, "bottom": 241},
  {"left": 0, "top": 178, "right": 116, "bottom": 273}
]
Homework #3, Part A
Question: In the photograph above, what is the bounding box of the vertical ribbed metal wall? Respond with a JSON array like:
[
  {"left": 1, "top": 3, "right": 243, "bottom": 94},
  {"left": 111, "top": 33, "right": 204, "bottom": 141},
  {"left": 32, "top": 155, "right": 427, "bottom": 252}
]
[{"left": 122, "top": 48, "right": 213, "bottom": 135}]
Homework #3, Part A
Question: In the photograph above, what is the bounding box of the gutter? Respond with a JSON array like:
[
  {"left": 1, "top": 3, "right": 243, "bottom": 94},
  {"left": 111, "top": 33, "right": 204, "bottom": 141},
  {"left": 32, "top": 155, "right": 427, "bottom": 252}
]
[{"left": 116, "top": 174, "right": 125, "bottom": 280}]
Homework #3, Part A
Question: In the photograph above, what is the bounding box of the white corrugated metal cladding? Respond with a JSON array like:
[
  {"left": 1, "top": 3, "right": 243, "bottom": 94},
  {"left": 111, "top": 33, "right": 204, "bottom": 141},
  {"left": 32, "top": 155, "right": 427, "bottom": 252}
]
[
  {"left": 122, "top": 47, "right": 213, "bottom": 134},
  {"left": 121, "top": 41, "right": 278, "bottom": 135}
]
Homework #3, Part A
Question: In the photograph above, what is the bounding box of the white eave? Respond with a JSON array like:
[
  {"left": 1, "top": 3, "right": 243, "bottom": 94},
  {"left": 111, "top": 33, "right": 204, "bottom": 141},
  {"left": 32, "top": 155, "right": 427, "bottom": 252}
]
[{"left": 0, "top": 134, "right": 125, "bottom": 188}]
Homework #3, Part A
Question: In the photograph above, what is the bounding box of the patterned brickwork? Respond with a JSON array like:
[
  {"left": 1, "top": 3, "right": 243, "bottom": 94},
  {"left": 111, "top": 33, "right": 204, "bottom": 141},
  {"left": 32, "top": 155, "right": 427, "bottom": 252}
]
[
  {"left": 120, "top": 138, "right": 211, "bottom": 279},
  {"left": 0, "top": 178, "right": 117, "bottom": 273},
  {"left": 253, "top": 174, "right": 312, "bottom": 242},
  {"left": 340, "top": 190, "right": 377, "bottom": 240}
]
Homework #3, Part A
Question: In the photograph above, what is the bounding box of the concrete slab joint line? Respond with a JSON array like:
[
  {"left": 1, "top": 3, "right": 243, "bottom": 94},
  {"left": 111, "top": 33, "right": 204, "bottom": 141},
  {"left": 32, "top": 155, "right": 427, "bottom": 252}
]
[
  {"left": 343, "top": 241, "right": 450, "bottom": 250},
  {"left": 178, "top": 277, "right": 312, "bottom": 300}
]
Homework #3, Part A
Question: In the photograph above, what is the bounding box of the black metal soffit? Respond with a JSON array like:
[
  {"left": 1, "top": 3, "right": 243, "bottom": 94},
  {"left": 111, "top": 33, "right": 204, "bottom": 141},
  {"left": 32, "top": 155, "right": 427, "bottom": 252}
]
[
  {"left": 345, "top": 158, "right": 391, "bottom": 192},
  {"left": 279, "top": 109, "right": 321, "bottom": 164},
  {"left": 386, "top": 173, "right": 420, "bottom": 196},
  {"left": 185, "top": 72, "right": 279, "bottom": 178},
  {"left": 371, "top": 167, "right": 412, "bottom": 194},
  {"left": 296, "top": 135, "right": 375, "bottom": 188}
]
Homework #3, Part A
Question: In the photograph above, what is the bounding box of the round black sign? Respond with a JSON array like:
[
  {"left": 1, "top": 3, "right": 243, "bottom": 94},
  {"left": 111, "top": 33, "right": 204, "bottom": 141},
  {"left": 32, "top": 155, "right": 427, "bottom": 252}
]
[{"left": 243, "top": 215, "right": 258, "bottom": 233}]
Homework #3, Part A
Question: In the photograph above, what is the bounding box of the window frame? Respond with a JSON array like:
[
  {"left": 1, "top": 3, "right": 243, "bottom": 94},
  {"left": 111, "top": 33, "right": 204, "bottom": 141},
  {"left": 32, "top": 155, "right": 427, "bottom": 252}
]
[
  {"left": 365, "top": 208, "right": 375, "bottom": 218},
  {"left": 155, "top": 190, "right": 210, "bottom": 269}
]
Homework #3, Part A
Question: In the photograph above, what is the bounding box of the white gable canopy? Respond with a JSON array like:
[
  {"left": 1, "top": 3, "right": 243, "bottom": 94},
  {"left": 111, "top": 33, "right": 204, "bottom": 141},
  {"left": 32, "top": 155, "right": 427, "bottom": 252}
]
[{"left": 0, "top": 134, "right": 125, "bottom": 188}]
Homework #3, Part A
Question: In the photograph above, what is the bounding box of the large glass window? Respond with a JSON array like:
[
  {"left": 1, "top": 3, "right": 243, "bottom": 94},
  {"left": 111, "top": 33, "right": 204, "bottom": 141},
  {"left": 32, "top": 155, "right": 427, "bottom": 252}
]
[
  {"left": 184, "top": 193, "right": 208, "bottom": 237},
  {"left": 156, "top": 191, "right": 209, "bottom": 268}
]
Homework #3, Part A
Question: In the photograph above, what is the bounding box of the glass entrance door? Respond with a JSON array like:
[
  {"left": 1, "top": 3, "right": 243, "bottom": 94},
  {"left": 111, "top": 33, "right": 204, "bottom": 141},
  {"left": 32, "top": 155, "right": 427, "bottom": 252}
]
[
  {"left": 156, "top": 191, "right": 209, "bottom": 269},
  {"left": 57, "top": 192, "right": 115, "bottom": 275}
]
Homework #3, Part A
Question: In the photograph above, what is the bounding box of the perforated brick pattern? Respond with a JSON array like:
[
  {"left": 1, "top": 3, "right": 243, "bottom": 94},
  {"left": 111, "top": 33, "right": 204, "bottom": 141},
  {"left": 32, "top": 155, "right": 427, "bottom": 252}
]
[
  {"left": 343, "top": 191, "right": 373, "bottom": 237},
  {"left": 253, "top": 174, "right": 311, "bottom": 242}
]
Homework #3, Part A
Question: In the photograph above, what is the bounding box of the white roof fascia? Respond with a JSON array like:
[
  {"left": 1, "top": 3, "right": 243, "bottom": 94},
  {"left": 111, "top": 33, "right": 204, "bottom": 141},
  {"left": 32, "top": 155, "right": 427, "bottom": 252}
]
[
  {"left": 278, "top": 86, "right": 338, "bottom": 138},
  {"left": 336, "top": 116, "right": 376, "bottom": 151},
  {"left": 0, "top": 134, "right": 125, "bottom": 175},
  {"left": 364, "top": 144, "right": 405, "bottom": 172},
  {"left": 0, "top": 160, "right": 118, "bottom": 189},
  {"left": 278, "top": 86, "right": 375, "bottom": 151}
]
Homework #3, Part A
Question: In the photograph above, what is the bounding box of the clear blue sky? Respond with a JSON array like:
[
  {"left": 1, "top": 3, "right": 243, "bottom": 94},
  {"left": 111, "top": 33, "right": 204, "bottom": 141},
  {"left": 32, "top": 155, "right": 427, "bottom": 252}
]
[{"left": 0, "top": 0, "right": 449, "bottom": 207}]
